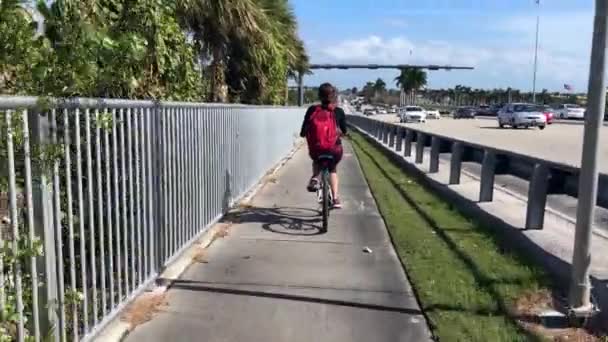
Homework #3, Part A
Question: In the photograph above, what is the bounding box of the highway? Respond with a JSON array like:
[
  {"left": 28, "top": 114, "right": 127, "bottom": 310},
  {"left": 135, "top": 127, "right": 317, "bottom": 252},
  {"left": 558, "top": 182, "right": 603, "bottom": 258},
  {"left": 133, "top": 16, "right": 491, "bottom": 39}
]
[{"left": 370, "top": 113, "right": 608, "bottom": 173}]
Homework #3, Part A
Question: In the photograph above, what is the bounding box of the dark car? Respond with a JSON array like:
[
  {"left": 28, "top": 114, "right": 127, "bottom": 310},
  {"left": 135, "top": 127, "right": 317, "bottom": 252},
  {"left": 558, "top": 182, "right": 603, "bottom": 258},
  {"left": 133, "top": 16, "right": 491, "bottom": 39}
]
[
  {"left": 489, "top": 104, "right": 504, "bottom": 115},
  {"left": 476, "top": 105, "right": 494, "bottom": 116},
  {"left": 453, "top": 107, "right": 477, "bottom": 119}
]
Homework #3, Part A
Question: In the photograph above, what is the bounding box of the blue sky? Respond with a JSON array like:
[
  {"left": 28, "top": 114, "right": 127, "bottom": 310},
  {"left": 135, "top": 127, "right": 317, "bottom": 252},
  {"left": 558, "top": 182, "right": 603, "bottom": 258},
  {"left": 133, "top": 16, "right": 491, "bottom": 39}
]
[{"left": 290, "top": 0, "right": 594, "bottom": 92}]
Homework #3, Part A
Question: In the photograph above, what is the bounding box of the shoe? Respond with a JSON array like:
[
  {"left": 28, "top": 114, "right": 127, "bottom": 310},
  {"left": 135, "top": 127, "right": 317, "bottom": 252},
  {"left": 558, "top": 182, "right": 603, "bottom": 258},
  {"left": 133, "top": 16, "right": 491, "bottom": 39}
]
[
  {"left": 332, "top": 197, "right": 342, "bottom": 209},
  {"left": 307, "top": 177, "right": 320, "bottom": 192}
]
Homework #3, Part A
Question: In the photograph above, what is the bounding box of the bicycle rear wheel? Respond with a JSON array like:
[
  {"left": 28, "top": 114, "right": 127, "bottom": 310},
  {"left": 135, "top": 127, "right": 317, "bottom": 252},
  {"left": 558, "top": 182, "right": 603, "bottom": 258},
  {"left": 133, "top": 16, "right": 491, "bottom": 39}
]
[{"left": 322, "top": 170, "right": 329, "bottom": 232}]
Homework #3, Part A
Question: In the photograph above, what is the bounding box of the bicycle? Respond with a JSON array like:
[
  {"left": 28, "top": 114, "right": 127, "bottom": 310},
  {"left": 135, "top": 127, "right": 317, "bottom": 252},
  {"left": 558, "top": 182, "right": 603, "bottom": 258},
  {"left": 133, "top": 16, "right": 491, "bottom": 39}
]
[{"left": 316, "top": 154, "right": 335, "bottom": 232}]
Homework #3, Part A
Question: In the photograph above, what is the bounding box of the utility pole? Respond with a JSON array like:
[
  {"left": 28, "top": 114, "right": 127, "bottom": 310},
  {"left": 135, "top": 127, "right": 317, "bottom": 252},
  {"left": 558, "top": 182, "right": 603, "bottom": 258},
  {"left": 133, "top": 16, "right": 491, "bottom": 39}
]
[
  {"left": 532, "top": 0, "right": 540, "bottom": 103},
  {"left": 569, "top": 0, "right": 608, "bottom": 313},
  {"left": 297, "top": 71, "right": 304, "bottom": 106}
]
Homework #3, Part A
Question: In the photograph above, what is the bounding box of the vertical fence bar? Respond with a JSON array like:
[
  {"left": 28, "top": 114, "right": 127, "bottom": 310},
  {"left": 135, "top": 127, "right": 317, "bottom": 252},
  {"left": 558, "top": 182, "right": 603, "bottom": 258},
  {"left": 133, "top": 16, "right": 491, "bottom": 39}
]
[
  {"left": 167, "top": 106, "right": 173, "bottom": 255},
  {"left": 197, "top": 107, "right": 202, "bottom": 229},
  {"left": 85, "top": 108, "right": 99, "bottom": 326},
  {"left": 202, "top": 108, "right": 208, "bottom": 225},
  {"left": 64, "top": 108, "right": 79, "bottom": 341},
  {"left": 51, "top": 108, "right": 67, "bottom": 342},
  {"left": 113, "top": 108, "right": 123, "bottom": 302},
  {"left": 134, "top": 108, "right": 142, "bottom": 285},
  {"left": 6, "top": 110, "right": 25, "bottom": 342},
  {"left": 74, "top": 107, "right": 89, "bottom": 333},
  {"left": 126, "top": 107, "right": 135, "bottom": 291},
  {"left": 479, "top": 150, "right": 497, "bottom": 202},
  {"left": 388, "top": 126, "right": 395, "bottom": 148},
  {"left": 105, "top": 110, "right": 116, "bottom": 309},
  {"left": 21, "top": 109, "right": 41, "bottom": 341},
  {"left": 23, "top": 111, "right": 60, "bottom": 340},
  {"left": 186, "top": 108, "right": 192, "bottom": 239},
  {"left": 212, "top": 110, "right": 218, "bottom": 218},
  {"left": 120, "top": 108, "right": 130, "bottom": 295},
  {"left": 177, "top": 107, "right": 183, "bottom": 246},
  {"left": 162, "top": 106, "right": 170, "bottom": 264},
  {"left": 95, "top": 110, "right": 108, "bottom": 317},
  {"left": 449, "top": 142, "right": 464, "bottom": 185},
  {"left": 169, "top": 107, "right": 177, "bottom": 256},
  {"left": 146, "top": 106, "right": 155, "bottom": 273},
  {"left": 189, "top": 108, "right": 196, "bottom": 237}
]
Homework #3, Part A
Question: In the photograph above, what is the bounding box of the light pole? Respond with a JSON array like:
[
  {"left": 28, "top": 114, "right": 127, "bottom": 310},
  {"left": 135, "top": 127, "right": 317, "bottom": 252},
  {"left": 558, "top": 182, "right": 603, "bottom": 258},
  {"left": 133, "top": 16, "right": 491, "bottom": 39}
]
[
  {"left": 532, "top": 0, "right": 540, "bottom": 103},
  {"left": 569, "top": 0, "right": 608, "bottom": 314}
]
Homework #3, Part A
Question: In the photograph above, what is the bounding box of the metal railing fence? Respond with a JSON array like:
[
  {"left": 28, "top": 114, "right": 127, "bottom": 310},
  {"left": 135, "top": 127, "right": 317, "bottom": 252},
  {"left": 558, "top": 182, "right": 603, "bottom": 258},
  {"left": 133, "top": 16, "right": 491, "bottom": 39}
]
[
  {"left": 0, "top": 96, "right": 302, "bottom": 341},
  {"left": 348, "top": 114, "right": 608, "bottom": 231}
]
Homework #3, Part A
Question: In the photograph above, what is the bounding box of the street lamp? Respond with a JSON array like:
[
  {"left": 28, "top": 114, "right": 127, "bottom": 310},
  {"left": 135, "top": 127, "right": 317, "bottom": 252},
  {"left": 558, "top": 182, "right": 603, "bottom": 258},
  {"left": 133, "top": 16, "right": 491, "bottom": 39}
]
[
  {"left": 569, "top": 0, "right": 608, "bottom": 315},
  {"left": 532, "top": 0, "right": 540, "bottom": 103}
]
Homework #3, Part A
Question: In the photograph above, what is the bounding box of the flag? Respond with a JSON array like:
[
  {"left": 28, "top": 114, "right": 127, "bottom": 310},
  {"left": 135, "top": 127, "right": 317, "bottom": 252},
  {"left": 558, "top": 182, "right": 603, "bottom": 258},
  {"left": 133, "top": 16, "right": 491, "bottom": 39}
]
[{"left": 564, "top": 84, "right": 573, "bottom": 91}]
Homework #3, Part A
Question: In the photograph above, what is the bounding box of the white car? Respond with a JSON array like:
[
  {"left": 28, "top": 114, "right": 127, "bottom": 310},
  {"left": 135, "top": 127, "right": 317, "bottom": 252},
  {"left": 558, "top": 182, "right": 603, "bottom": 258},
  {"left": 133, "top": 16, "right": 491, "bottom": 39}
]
[
  {"left": 399, "top": 106, "right": 427, "bottom": 123},
  {"left": 425, "top": 109, "right": 441, "bottom": 119},
  {"left": 498, "top": 103, "right": 546, "bottom": 130},
  {"left": 555, "top": 104, "right": 585, "bottom": 119},
  {"left": 377, "top": 108, "right": 388, "bottom": 114}
]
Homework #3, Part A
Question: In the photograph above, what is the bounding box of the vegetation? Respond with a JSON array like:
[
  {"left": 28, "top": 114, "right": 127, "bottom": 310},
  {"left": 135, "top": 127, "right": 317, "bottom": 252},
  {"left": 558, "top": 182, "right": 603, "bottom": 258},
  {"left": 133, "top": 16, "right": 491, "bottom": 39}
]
[
  {"left": 349, "top": 131, "right": 552, "bottom": 341},
  {"left": 395, "top": 67, "right": 427, "bottom": 103},
  {"left": 0, "top": 0, "right": 309, "bottom": 104}
]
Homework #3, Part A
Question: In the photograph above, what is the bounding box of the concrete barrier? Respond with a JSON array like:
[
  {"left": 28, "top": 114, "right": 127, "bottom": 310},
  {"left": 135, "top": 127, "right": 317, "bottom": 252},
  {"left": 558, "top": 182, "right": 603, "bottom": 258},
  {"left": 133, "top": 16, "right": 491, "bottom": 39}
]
[{"left": 348, "top": 114, "right": 608, "bottom": 230}]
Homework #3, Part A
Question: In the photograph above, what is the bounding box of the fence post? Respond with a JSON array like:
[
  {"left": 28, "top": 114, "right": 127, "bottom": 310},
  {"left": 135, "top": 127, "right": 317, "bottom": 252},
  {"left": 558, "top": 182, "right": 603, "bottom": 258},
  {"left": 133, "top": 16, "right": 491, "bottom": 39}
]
[
  {"left": 388, "top": 126, "right": 396, "bottom": 148},
  {"left": 382, "top": 124, "right": 389, "bottom": 144},
  {"left": 395, "top": 127, "right": 404, "bottom": 152},
  {"left": 480, "top": 150, "right": 497, "bottom": 202},
  {"left": 525, "top": 163, "right": 550, "bottom": 229},
  {"left": 450, "top": 142, "right": 463, "bottom": 184},
  {"left": 429, "top": 137, "right": 440, "bottom": 173},
  {"left": 28, "top": 110, "right": 59, "bottom": 340},
  {"left": 404, "top": 129, "right": 414, "bottom": 157},
  {"left": 415, "top": 132, "right": 425, "bottom": 164},
  {"left": 153, "top": 101, "right": 164, "bottom": 271}
]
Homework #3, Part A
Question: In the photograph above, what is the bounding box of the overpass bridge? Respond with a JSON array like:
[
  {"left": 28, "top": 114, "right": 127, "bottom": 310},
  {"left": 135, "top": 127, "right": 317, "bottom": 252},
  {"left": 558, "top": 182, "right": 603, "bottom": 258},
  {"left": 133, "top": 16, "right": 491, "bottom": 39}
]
[
  {"left": 297, "top": 64, "right": 474, "bottom": 106},
  {"left": 1, "top": 96, "right": 606, "bottom": 341}
]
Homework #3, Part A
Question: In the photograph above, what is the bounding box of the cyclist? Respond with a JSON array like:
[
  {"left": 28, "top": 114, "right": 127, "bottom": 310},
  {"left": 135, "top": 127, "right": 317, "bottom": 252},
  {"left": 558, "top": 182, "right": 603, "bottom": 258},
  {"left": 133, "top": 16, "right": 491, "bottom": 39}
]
[{"left": 299, "top": 82, "right": 347, "bottom": 209}]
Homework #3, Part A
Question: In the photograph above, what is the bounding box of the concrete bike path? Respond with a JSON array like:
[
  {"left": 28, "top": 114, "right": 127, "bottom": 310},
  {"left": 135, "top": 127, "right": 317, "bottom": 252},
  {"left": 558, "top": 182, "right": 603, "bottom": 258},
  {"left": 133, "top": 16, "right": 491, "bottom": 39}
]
[{"left": 125, "top": 142, "right": 432, "bottom": 342}]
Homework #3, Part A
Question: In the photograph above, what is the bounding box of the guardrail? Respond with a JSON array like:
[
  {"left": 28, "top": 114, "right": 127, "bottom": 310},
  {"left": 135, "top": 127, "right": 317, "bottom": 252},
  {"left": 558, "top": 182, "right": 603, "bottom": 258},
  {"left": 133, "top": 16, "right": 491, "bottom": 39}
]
[
  {"left": 348, "top": 115, "right": 608, "bottom": 229},
  {"left": 0, "top": 96, "right": 302, "bottom": 341}
]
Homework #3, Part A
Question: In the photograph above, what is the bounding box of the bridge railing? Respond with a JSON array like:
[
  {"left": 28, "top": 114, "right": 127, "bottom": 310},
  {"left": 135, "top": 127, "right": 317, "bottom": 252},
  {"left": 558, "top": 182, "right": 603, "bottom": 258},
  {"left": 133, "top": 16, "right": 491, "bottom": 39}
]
[
  {"left": 348, "top": 115, "right": 608, "bottom": 230},
  {"left": 0, "top": 96, "right": 302, "bottom": 341}
]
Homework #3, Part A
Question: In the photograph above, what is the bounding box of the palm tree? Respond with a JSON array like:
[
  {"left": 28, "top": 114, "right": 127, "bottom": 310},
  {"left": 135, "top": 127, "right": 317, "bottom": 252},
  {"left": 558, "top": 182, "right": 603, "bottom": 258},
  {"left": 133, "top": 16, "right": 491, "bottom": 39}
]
[
  {"left": 395, "top": 68, "right": 427, "bottom": 105},
  {"left": 178, "top": 0, "right": 272, "bottom": 102},
  {"left": 373, "top": 78, "right": 386, "bottom": 95}
]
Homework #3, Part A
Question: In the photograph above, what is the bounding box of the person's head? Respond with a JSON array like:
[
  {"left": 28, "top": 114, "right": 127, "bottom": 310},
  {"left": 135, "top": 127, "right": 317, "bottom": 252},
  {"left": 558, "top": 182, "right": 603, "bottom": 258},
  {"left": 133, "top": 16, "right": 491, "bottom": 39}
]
[{"left": 318, "top": 82, "right": 336, "bottom": 105}]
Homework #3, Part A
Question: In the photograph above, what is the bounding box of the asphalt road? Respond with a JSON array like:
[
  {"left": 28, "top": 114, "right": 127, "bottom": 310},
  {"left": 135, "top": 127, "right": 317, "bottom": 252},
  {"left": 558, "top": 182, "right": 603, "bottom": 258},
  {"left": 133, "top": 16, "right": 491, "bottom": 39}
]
[{"left": 371, "top": 113, "right": 608, "bottom": 173}]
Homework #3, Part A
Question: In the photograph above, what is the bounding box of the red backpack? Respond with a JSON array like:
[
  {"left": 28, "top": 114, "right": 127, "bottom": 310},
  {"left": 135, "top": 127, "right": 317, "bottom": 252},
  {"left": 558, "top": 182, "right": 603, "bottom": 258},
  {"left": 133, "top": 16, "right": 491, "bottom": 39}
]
[{"left": 306, "top": 105, "right": 339, "bottom": 152}]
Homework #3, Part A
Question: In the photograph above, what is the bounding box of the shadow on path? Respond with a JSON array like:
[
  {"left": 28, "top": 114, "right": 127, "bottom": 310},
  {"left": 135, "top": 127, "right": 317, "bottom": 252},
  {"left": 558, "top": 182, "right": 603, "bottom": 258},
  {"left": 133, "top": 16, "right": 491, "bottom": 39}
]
[
  {"left": 170, "top": 279, "right": 424, "bottom": 315},
  {"left": 224, "top": 206, "right": 326, "bottom": 236}
]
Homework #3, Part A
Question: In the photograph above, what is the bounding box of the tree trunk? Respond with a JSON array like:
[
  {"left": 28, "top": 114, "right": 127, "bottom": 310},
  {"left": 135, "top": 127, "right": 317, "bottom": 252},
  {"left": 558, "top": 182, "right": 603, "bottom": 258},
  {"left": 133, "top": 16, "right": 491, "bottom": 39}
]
[{"left": 210, "top": 48, "right": 227, "bottom": 103}]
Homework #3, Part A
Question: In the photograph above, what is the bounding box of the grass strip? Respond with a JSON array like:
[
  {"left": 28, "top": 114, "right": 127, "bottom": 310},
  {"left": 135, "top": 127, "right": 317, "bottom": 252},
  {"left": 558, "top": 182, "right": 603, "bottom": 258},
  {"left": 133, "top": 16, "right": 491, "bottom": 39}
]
[{"left": 349, "top": 131, "right": 550, "bottom": 342}]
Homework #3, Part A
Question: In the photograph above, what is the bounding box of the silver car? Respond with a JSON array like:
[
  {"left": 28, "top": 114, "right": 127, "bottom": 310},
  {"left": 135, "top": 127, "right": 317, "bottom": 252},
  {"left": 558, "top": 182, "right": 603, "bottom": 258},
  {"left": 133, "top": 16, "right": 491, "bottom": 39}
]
[{"left": 497, "top": 103, "right": 546, "bottom": 130}]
